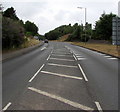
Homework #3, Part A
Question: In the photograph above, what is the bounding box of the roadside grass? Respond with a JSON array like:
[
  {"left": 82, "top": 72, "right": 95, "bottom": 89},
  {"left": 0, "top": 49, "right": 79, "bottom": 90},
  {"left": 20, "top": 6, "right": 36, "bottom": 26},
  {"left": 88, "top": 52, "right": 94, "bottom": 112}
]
[
  {"left": 71, "top": 42, "right": 120, "bottom": 58},
  {"left": 3, "top": 38, "right": 40, "bottom": 54}
]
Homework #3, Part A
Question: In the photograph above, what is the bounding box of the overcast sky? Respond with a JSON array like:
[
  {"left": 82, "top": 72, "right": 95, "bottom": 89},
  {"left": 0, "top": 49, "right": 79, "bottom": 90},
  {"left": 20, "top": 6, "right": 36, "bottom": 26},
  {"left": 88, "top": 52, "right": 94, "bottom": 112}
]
[{"left": 2, "top": 0, "right": 119, "bottom": 35}]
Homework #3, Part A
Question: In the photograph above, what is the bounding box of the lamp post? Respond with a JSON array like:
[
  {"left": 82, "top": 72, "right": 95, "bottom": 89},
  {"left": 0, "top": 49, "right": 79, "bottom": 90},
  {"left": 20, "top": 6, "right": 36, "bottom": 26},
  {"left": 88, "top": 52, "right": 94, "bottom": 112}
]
[{"left": 77, "top": 7, "right": 87, "bottom": 44}]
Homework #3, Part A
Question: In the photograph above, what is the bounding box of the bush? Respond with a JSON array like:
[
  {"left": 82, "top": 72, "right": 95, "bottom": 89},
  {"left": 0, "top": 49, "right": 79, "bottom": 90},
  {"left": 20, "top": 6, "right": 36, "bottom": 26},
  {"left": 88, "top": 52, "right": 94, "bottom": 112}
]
[{"left": 2, "top": 17, "right": 25, "bottom": 48}]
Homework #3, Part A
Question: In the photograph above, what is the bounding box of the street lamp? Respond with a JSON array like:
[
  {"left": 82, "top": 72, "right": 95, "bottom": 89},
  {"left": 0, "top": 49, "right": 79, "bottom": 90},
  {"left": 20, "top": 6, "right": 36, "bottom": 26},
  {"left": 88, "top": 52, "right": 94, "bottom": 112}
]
[{"left": 77, "top": 7, "right": 87, "bottom": 43}]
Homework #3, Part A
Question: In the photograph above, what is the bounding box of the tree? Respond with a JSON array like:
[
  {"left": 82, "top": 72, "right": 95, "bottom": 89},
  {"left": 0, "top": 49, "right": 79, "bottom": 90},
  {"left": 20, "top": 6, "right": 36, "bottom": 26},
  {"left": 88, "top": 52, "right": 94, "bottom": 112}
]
[
  {"left": 3, "top": 7, "right": 19, "bottom": 20},
  {"left": 2, "top": 17, "right": 25, "bottom": 48},
  {"left": 24, "top": 21, "right": 38, "bottom": 36},
  {"left": 94, "top": 13, "right": 116, "bottom": 40}
]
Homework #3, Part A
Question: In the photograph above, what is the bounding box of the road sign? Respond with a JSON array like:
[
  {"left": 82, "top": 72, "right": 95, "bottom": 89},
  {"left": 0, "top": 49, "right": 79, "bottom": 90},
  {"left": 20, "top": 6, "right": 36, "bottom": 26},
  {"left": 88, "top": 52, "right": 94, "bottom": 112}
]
[{"left": 112, "top": 17, "right": 120, "bottom": 45}]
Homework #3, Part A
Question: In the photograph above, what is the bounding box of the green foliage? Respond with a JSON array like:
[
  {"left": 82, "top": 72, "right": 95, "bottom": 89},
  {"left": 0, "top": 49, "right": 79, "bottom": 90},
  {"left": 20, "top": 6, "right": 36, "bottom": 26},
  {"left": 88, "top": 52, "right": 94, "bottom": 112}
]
[
  {"left": 24, "top": 21, "right": 38, "bottom": 36},
  {"left": 3, "top": 7, "right": 19, "bottom": 20},
  {"left": 2, "top": 17, "right": 25, "bottom": 48},
  {"left": 94, "top": 13, "right": 116, "bottom": 40}
]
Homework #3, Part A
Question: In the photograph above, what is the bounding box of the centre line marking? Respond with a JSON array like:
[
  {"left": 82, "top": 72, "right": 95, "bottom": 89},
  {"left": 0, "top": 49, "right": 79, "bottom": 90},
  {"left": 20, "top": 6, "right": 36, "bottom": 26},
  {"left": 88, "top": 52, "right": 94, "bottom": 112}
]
[
  {"left": 28, "top": 87, "right": 94, "bottom": 110},
  {"left": 78, "top": 64, "right": 88, "bottom": 82},
  {"left": 49, "top": 58, "right": 74, "bottom": 61},
  {"left": 95, "top": 102, "right": 103, "bottom": 112},
  {"left": 29, "top": 64, "right": 45, "bottom": 82},
  {"left": 41, "top": 47, "right": 46, "bottom": 51},
  {"left": 73, "top": 55, "right": 77, "bottom": 61},
  {"left": 2, "top": 102, "right": 12, "bottom": 111},
  {"left": 47, "top": 63, "right": 78, "bottom": 68},
  {"left": 47, "top": 55, "right": 51, "bottom": 60},
  {"left": 41, "top": 71, "right": 83, "bottom": 80}
]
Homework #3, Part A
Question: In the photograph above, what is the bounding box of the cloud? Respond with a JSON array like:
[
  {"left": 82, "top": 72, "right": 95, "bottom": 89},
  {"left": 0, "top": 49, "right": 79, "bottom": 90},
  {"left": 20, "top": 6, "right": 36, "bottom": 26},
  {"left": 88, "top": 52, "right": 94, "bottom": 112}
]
[{"left": 2, "top": 0, "right": 119, "bottom": 35}]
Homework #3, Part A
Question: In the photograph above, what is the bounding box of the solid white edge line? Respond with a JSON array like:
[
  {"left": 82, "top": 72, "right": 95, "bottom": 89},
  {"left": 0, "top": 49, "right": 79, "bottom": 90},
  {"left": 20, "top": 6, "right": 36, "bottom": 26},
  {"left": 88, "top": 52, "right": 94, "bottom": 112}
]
[
  {"left": 78, "top": 64, "right": 88, "bottom": 82},
  {"left": 47, "top": 63, "right": 78, "bottom": 68},
  {"left": 49, "top": 58, "right": 74, "bottom": 61},
  {"left": 28, "top": 87, "right": 94, "bottom": 111},
  {"left": 47, "top": 55, "right": 51, "bottom": 60},
  {"left": 95, "top": 102, "right": 103, "bottom": 112},
  {"left": 73, "top": 55, "right": 77, "bottom": 61},
  {"left": 2, "top": 102, "right": 12, "bottom": 111},
  {"left": 29, "top": 64, "right": 45, "bottom": 82},
  {"left": 41, "top": 71, "right": 83, "bottom": 80}
]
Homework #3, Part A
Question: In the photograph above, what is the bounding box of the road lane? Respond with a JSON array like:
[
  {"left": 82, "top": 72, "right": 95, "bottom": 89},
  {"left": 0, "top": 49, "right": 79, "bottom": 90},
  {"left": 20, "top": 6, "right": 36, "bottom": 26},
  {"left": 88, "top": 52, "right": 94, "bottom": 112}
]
[{"left": 66, "top": 43, "right": 118, "bottom": 110}]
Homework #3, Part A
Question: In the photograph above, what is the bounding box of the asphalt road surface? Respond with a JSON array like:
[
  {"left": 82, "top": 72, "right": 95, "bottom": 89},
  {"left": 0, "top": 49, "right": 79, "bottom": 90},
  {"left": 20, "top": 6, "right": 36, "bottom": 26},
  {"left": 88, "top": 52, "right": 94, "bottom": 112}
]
[{"left": 2, "top": 42, "right": 119, "bottom": 111}]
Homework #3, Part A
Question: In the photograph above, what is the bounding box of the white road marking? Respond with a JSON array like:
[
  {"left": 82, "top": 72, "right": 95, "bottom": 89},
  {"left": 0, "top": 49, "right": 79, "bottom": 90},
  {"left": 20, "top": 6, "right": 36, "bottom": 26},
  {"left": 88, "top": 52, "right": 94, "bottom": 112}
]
[
  {"left": 41, "top": 71, "right": 83, "bottom": 80},
  {"left": 49, "top": 58, "right": 74, "bottom": 61},
  {"left": 95, "top": 102, "right": 103, "bottom": 112},
  {"left": 104, "top": 56, "right": 112, "bottom": 58},
  {"left": 29, "top": 64, "right": 45, "bottom": 82},
  {"left": 51, "top": 54, "right": 72, "bottom": 57},
  {"left": 3, "top": 102, "right": 12, "bottom": 111},
  {"left": 28, "top": 87, "right": 94, "bottom": 110},
  {"left": 77, "top": 58, "right": 86, "bottom": 60},
  {"left": 108, "top": 58, "right": 118, "bottom": 60},
  {"left": 73, "top": 55, "right": 77, "bottom": 61},
  {"left": 52, "top": 52, "right": 71, "bottom": 55},
  {"left": 99, "top": 53, "right": 106, "bottom": 56},
  {"left": 47, "top": 55, "right": 51, "bottom": 60},
  {"left": 78, "top": 64, "right": 88, "bottom": 82},
  {"left": 47, "top": 63, "right": 78, "bottom": 68},
  {"left": 76, "top": 56, "right": 83, "bottom": 58},
  {"left": 41, "top": 47, "right": 46, "bottom": 51},
  {"left": 75, "top": 54, "right": 81, "bottom": 56}
]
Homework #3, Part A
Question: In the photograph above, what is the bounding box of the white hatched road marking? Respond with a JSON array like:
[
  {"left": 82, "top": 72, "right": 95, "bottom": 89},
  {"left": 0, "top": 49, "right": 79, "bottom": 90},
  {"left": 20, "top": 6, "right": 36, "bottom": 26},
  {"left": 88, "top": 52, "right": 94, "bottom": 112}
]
[
  {"left": 47, "top": 55, "right": 51, "bottom": 60},
  {"left": 2, "top": 102, "right": 12, "bottom": 111},
  {"left": 73, "top": 55, "right": 77, "bottom": 61},
  {"left": 95, "top": 102, "right": 103, "bottom": 112},
  {"left": 108, "top": 58, "right": 118, "bottom": 60},
  {"left": 78, "top": 64, "right": 88, "bottom": 82},
  {"left": 104, "top": 56, "right": 112, "bottom": 58},
  {"left": 41, "top": 71, "right": 83, "bottom": 80},
  {"left": 49, "top": 58, "right": 75, "bottom": 61},
  {"left": 41, "top": 47, "right": 46, "bottom": 51},
  {"left": 51, "top": 54, "right": 72, "bottom": 57},
  {"left": 77, "top": 58, "right": 86, "bottom": 60},
  {"left": 29, "top": 64, "right": 45, "bottom": 82},
  {"left": 28, "top": 87, "right": 94, "bottom": 111},
  {"left": 47, "top": 63, "right": 78, "bottom": 68}
]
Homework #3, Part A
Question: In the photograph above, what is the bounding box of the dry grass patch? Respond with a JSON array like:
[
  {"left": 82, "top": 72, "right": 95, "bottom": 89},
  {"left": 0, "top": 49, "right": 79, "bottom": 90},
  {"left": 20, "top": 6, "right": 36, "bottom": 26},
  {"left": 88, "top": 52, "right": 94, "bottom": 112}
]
[{"left": 72, "top": 42, "right": 120, "bottom": 58}]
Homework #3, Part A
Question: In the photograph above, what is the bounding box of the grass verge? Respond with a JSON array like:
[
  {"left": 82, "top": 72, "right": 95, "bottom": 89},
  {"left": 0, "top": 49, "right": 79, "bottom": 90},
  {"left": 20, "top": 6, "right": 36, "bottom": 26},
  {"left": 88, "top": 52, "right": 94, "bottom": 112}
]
[
  {"left": 71, "top": 42, "right": 120, "bottom": 58},
  {"left": 3, "top": 38, "right": 40, "bottom": 54}
]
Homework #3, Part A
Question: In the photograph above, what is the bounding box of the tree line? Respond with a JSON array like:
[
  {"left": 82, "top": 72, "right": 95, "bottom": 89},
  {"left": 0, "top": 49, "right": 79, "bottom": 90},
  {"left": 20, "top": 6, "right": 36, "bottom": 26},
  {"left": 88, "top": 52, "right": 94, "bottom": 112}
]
[
  {"left": 45, "top": 12, "right": 116, "bottom": 42},
  {"left": 2, "top": 6, "right": 40, "bottom": 49}
]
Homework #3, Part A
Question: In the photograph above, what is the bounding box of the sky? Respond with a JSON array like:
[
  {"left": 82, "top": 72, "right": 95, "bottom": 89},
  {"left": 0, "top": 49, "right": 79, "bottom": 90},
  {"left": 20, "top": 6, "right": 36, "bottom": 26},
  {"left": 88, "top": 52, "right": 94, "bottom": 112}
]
[{"left": 2, "top": 0, "right": 120, "bottom": 35}]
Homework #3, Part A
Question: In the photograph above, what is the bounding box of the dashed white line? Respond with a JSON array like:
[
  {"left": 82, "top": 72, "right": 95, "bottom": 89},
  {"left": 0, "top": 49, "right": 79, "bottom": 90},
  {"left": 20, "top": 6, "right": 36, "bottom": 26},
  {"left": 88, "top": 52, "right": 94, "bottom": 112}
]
[
  {"left": 29, "top": 64, "right": 45, "bottom": 82},
  {"left": 41, "top": 71, "right": 83, "bottom": 80},
  {"left": 49, "top": 58, "right": 74, "bottom": 61},
  {"left": 78, "top": 64, "right": 88, "bottom": 82},
  {"left": 95, "top": 102, "right": 103, "bottom": 112},
  {"left": 73, "top": 55, "right": 77, "bottom": 61},
  {"left": 3, "top": 102, "right": 12, "bottom": 111},
  {"left": 28, "top": 87, "right": 94, "bottom": 110},
  {"left": 47, "top": 55, "right": 51, "bottom": 60},
  {"left": 41, "top": 47, "right": 46, "bottom": 51},
  {"left": 47, "top": 63, "right": 78, "bottom": 68}
]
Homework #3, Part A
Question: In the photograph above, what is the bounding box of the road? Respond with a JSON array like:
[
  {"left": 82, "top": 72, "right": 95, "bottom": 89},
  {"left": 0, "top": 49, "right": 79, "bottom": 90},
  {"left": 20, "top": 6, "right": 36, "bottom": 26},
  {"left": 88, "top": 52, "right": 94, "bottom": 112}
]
[{"left": 2, "top": 41, "right": 118, "bottom": 111}]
